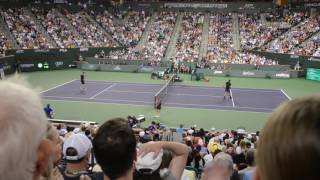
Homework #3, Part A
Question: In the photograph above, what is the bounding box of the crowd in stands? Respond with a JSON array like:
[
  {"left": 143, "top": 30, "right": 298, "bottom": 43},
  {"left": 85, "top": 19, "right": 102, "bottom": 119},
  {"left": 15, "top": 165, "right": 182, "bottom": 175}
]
[
  {"left": 0, "top": 5, "right": 320, "bottom": 60},
  {"left": 265, "top": 14, "right": 320, "bottom": 53},
  {"left": 290, "top": 33, "right": 320, "bottom": 57},
  {"left": 0, "top": 31, "right": 12, "bottom": 53},
  {"left": 174, "top": 12, "right": 204, "bottom": 62},
  {"left": 240, "top": 11, "right": 306, "bottom": 50},
  {"left": 206, "top": 13, "right": 277, "bottom": 65},
  {"left": 2, "top": 8, "right": 56, "bottom": 49},
  {"left": 96, "top": 10, "right": 150, "bottom": 47},
  {"left": 1, "top": 77, "right": 320, "bottom": 180},
  {"left": 138, "top": 11, "right": 178, "bottom": 62},
  {"left": 207, "top": 13, "right": 234, "bottom": 63},
  {"left": 63, "top": 9, "right": 116, "bottom": 48},
  {"left": 31, "top": 7, "right": 88, "bottom": 48}
]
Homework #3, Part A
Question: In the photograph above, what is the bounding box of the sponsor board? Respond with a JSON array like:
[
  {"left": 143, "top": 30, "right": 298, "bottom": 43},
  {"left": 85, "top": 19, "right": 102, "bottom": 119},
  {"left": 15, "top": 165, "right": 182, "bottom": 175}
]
[
  {"left": 308, "top": 57, "right": 320, "bottom": 62},
  {"left": 213, "top": 70, "right": 223, "bottom": 74},
  {"left": 3, "top": 65, "right": 11, "bottom": 70},
  {"left": 275, "top": 73, "right": 290, "bottom": 78},
  {"left": 140, "top": 67, "right": 154, "bottom": 72},
  {"left": 59, "top": 49, "right": 68, "bottom": 52},
  {"left": 16, "top": 50, "right": 24, "bottom": 54},
  {"left": 55, "top": 61, "right": 64, "bottom": 67},
  {"left": 242, "top": 71, "right": 255, "bottom": 76},
  {"left": 113, "top": 65, "right": 121, "bottom": 71},
  {"left": 80, "top": 48, "right": 89, "bottom": 52},
  {"left": 20, "top": 64, "right": 35, "bottom": 68},
  {"left": 34, "top": 49, "right": 50, "bottom": 53},
  {"left": 88, "top": 65, "right": 96, "bottom": 69},
  {"left": 290, "top": 55, "right": 299, "bottom": 58}
]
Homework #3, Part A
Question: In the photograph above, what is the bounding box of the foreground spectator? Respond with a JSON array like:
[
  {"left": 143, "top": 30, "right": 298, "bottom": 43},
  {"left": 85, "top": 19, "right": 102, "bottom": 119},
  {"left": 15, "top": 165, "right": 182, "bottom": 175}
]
[
  {"left": 93, "top": 118, "right": 136, "bottom": 180},
  {"left": 61, "top": 133, "right": 102, "bottom": 180},
  {"left": 42, "top": 124, "right": 63, "bottom": 180},
  {"left": 255, "top": 95, "right": 320, "bottom": 180},
  {"left": 135, "top": 141, "right": 188, "bottom": 180},
  {"left": 0, "top": 77, "right": 52, "bottom": 180},
  {"left": 201, "top": 152, "right": 235, "bottom": 180}
]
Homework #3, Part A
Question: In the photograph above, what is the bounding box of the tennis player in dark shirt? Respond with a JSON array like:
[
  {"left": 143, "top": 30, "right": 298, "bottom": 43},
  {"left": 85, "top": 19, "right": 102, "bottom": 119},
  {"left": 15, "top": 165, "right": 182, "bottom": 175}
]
[
  {"left": 80, "top": 72, "right": 86, "bottom": 94},
  {"left": 155, "top": 99, "right": 161, "bottom": 117},
  {"left": 224, "top": 80, "right": 232, "bottom": 100}
]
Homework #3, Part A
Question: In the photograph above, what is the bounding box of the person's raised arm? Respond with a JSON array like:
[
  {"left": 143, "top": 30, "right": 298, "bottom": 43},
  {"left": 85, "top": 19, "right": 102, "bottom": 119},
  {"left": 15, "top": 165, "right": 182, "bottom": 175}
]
[{"left": 139, "top": 141, "right": 188, "bottom": 180}]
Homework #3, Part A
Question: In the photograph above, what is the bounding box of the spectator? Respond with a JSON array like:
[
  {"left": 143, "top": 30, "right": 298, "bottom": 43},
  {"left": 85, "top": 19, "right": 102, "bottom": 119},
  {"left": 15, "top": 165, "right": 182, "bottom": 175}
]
[
  {"left": 136, "top": 141, "right": 189, "bottom": 180},
  {"left": 61, "top": 133, "right": 102, "bottom": 180},
  {"left": 93, "top": 118, "right": 137, "bottom": 180},
  {"left": 0, "top": 77, "right": 52, "bottom": 180},
  {"left": 255, "top": 95, "right": 320, "bottom": 180},
  {"left": 201, "top": 152, "right": 235, "bottom": 180},
  {"left": 238, "top": 149, "right": 255, "bottom": 180},
  {"left": 0, "top": 63, "right": 4, "bottom": 80},
  {"left": 42, "top": 123, "right": 64, "bottom": 180}
]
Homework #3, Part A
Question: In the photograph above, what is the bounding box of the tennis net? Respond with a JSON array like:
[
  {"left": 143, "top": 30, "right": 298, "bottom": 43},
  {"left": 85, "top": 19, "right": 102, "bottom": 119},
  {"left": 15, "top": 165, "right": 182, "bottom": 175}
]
[{"left": 154, "top": 74, "right": 176, "bottom": 108}]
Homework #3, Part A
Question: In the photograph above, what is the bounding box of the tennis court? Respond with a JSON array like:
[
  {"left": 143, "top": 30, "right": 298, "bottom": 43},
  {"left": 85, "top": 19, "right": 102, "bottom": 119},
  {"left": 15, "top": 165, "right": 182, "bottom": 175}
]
[{"left": 41, "top": 79, "right": 291, "bottom": 113}]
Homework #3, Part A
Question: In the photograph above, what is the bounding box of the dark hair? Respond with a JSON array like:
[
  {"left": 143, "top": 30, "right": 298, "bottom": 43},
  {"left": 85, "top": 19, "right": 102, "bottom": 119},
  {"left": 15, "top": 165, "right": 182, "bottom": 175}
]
[
  {"left": 66, "top": 126, "right": 74, "bottom": 132},
  {"left": 160, "top": 149, "right": 173, "bottom": 169},
  {"left": 65, "top": 147, "right": 85, "bottom": 163},
  {"left": 245, "top": 149, "right": 255, "bottom": 166},
  {"left": 93, "top": 118, "right": 136, "bottom": 179},
  {"left": 133, "top": 171, "right": 162, "bottom": 180}
]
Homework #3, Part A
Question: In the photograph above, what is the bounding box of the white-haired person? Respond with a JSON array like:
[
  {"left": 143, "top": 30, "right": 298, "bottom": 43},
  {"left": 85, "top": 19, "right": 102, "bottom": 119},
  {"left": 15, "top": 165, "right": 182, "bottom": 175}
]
[
  {"left": 0, "top": 77, "right": 52, "bottom": 180},
  {"left": 202, "top": 152, "right": 239, "bottom": 180}
]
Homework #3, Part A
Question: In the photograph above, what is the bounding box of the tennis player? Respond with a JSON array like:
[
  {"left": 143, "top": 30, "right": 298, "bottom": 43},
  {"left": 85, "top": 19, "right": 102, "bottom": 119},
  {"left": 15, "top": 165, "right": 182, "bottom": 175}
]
[
  {"left": 155, "top": 98, "right": 162, "bottom": 117},
  {"left": 224, "top": 80, "right": 232, "bottom": 100},
  {"left": 80, "top": 72, "right": 86, "bottom": 94}
]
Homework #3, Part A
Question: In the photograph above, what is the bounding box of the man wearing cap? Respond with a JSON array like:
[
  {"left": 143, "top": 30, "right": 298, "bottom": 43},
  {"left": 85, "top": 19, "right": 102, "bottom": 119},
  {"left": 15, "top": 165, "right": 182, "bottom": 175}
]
[{"left": 61, "top": 133, "right": 102, "bottom": 180}]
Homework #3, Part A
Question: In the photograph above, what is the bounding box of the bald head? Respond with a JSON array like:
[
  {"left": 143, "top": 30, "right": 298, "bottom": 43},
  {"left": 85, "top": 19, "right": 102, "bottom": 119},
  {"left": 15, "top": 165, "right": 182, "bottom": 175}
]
[{"left": 0, "top": 77, "right": 50, "bottom": 180}]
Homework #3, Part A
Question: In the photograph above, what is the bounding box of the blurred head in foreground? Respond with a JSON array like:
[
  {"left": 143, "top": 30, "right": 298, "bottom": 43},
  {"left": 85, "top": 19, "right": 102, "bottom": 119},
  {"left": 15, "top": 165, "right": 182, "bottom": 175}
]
[
  {"left": 255, "top": 95, "right": 320, "bottom": 180},
  {"left": 0, "top": 76, "right": 51, "bottom": 180}
]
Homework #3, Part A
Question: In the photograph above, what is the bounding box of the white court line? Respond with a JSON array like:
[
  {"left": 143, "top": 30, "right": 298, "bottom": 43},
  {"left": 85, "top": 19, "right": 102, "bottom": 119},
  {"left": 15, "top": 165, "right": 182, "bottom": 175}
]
[
  {"left": 281, "top": 89, "right": 292, "bottom": 100},
  {"left": 107, "top": 90, "right": 222, "bottom": 98},
  {"left": 43, "top": 98, "right": 270, "bottom": 114},
  {"left": 41, "top": 79, "right": 76, "bottom": 93},
  {"left": 43, "top": 95, "right": 272, "bottom": 111},
  {"left": 89, "top": 83, "right": 117, "bottom": 99},
  {"left": 85, "top": 81, "right": 161, "bottom": 87},
  {"left": 43, "top": 95, "right": 152, "bottom": 103},
  {"left": 173, "top": 85, "right": 280, "bottom": 92},
  {"left": 108, "top": 90, "right": 154, "bottom": 94},
  {"left": 230, "top": 89, "right": 236, "bottom": 107}
]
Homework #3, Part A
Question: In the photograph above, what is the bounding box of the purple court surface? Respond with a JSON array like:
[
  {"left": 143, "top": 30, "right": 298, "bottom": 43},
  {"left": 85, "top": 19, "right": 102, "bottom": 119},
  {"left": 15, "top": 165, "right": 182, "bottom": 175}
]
[{"left": 41, "top": 80, "right": 291, "bottom": 113}]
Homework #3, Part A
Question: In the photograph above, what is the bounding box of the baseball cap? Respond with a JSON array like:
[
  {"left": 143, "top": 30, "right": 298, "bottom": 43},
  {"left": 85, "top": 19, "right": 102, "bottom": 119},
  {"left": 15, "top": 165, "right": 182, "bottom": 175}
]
[
  {"left": 63, "top": 133, "right": 92, "bottom": 162},
  {"left": 136, "top": 149, "right": 163, "bottom": 174}
]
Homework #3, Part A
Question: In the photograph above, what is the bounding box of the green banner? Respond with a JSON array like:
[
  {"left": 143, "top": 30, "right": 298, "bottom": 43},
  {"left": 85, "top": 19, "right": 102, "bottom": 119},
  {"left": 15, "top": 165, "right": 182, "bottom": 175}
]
[{"left": 306, "top": 68, "right": 320, "bottom": 81}]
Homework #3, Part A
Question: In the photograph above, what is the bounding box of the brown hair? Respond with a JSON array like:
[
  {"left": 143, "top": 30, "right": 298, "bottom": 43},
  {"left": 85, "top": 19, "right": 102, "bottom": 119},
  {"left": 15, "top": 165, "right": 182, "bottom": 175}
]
[{"left": 256, "top": 95, "right": 320, "bottom": 180}]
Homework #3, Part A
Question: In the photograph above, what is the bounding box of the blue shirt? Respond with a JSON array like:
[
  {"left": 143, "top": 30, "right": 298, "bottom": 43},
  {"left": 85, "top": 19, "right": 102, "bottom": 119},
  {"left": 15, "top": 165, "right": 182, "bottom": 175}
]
[
  {"left": 44, "top": 106, "right": 53, "bottom": 118},
  {"left": 243, "top": 169, "right": 254, "bottom": 180}
]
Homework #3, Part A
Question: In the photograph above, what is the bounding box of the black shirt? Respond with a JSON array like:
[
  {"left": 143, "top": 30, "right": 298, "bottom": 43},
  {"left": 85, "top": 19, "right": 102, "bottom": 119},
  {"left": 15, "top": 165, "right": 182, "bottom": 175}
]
[
  {"left": 226, "top": 81, "right": 231, "bottom": 90},
  {"left": 80, "top": 74, "right": 85, "bottom": 84}
]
